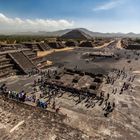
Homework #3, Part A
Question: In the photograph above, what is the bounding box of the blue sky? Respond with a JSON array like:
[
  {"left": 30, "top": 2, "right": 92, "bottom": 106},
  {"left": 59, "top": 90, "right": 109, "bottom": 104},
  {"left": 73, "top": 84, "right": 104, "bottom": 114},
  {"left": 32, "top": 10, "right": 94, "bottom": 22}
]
[{"left": 0, "top": 0, "right": 140, "bottom": 33}]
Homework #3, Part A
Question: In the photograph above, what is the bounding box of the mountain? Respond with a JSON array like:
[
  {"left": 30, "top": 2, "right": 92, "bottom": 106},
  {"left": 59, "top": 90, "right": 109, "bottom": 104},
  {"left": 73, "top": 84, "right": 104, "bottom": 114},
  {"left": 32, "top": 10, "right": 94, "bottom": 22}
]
[
  {"left": 10, "top": 28, "right": 140, "bottom": 38},
  {"left": 12, "top": 29, "right": 71, "bottom": 36},
  {"left": 125, "top": 32, "right": 140, "bottom": 38},
  {"left": 37, "top": 28, "right": 140, "bottom": 38},
  {"left": 37, "top": 29, "right": 72, "bottom": 36}
]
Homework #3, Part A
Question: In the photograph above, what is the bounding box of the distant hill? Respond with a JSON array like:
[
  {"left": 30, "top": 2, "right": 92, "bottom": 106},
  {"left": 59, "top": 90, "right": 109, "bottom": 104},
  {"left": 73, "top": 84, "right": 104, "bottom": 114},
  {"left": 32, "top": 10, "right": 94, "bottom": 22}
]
[
  {"left": 7, "top": 28, "right": 140, "bottom": 38},
  {"left": 16, "top": 29, "right": 72, "bottom": 36},
  {"left": 37, "top": 28, "right": 140, "bottom": 38}
]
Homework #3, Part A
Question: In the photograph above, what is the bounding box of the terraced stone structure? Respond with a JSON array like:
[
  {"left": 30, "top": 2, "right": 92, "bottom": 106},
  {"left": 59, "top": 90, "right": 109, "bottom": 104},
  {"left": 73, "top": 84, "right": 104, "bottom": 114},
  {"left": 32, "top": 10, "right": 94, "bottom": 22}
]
[
  {"left": 22, "top": 42, "right": 51, "bottom": 67},
  {"left": 48, "top": 41, "right": 65, "bottom": 49},
  {"left": 65, "top": 40, "right": 79, "bottom": 47},
  {"left": 125, "top": 44, "right": 140, "bottom": 50},
  {"left": 45, "top": 68, "right": 104, "bottom": 96},
  {"left": 121, "top": 38, "right": 140, "bottom": 50},
  {"left": 79, "top": 41, "right": 95, "bottom": 48},
  {"left": 0, "top": 53, "right": 20, "bottom": 78},
  {"left": 0, "top": 42, "right": 52, "bottom": 78}
]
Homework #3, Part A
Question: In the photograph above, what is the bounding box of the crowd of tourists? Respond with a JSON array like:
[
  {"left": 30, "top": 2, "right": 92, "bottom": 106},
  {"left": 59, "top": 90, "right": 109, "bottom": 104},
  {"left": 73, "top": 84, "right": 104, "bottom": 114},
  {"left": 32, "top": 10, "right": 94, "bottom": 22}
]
[
  {"left": 0, "top": 83, "right": 34, "bottom": 102},
  {"left": 102, "top": 67, "right": 135, "bottom": 117},
  {"left": 0, "top": 65, "right": 136, "bottom": 118},
  {"left": 0, "top": 80, "right": 61, "bottom": 114}
]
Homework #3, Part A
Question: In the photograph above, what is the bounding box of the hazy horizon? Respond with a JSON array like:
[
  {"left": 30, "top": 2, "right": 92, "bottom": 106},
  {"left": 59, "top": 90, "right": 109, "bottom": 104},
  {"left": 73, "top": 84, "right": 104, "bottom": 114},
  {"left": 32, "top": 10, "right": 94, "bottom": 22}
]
[{"left": 1, "top": 28, "right": 140, "bottom": 35}]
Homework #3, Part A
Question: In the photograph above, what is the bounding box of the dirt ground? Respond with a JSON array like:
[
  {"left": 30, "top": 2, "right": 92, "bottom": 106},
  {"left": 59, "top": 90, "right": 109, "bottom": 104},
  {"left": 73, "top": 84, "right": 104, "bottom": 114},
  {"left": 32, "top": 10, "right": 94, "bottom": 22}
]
[{"left": 0, "top": 40, "right": 140, "bottom": 140}]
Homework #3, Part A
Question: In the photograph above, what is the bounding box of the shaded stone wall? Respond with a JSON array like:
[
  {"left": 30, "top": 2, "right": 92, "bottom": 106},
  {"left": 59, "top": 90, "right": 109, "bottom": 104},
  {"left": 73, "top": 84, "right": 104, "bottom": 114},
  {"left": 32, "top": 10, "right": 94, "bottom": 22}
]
[{"left": 126, "top": 44, "right": 140, "bottom": 50}]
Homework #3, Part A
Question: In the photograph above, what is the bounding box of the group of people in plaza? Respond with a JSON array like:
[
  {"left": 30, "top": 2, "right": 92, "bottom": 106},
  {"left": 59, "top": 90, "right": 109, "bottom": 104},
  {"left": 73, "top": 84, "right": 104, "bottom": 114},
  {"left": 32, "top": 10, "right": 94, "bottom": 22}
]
[
  {"left": 1, "top": 67, "right": 63, "bottom": 113},
  {"left": 0, "top": 84, "right": 27, "bottom": 102},
  {"left": 0, "top": 64, "right": 136, "bottom": 118},
  {"left": 30, "top": 66, "right": 136, "bottom": 117},
  {"left": 0, "top": 83, "right": 33, "bottom": 102},
  {"left": 107, "top": 68, "right": 135, "bottom": 94},
  {"left": 102, "top": 67, "right": 136, "bottom": 117}
]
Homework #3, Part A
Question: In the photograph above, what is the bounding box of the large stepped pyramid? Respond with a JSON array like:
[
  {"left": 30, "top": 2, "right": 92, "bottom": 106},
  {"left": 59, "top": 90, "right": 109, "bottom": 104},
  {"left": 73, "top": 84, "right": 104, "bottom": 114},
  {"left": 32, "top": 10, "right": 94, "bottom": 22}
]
[
  {"left": 0, "top": 42, "right": 48, "bottom": 78},
  {"left": 61, "top": 29, "right": 92, "bottom": 40},
  {"left": 0, "top": 42, "right": 54, "bottom": 78},
  {"left": 9, "top": 51, "right": 37, "bottom": 74},
  {"left": 0, "top": 54, "right": 21, "bottom": 78}
]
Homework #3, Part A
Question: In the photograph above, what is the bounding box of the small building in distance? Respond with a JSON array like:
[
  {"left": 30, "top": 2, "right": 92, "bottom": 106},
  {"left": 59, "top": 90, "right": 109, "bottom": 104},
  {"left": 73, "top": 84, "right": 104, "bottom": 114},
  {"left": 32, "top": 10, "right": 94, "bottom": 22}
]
[
  {"left": 47, "top": 41, "right": 65, "bottom": 49},
  {"left": 125, "top": 44, "right": 140, "bottom": 50},
  {"left": 65, "top": 40, "right": 79, "bottom": 47},
  {"left": 79, "top": 41, "right": 95, "bottom": 48}
]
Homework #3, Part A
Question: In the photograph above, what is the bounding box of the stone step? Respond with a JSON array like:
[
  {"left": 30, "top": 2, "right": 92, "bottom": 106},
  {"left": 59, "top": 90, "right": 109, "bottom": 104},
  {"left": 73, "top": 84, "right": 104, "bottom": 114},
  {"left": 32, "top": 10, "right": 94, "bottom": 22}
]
[
  {"left": 0, "top": 54, "right": 7, "bottom": 59},
  {"left": 9, "top": 51, "right": 37, "bottom": 74},
  {"left": 27, "top": 53, "right": 37, "bottom": 58},
  {"left": 0, "top": 66, "right": 15, "bottom": 73},
  {"left": 0, "top": 60, "right": 11, "bottom": 66},
  {"left": 0, "top": 70, "right": 17, "bottom": 78},
  {"left": 32, "top": 57, "right": 44, "bottom": 65},
  {"left": 39, "top": 43, "right": 51, "bottom": 51},
  {"left": 0, "top": 58, "right": 10, "bottom": 62},
  {"left": 0, "top": 67, "right": 17, "bottom": 77},
  {"left": 0, "top": 64, "right": 13, "bottom": 70},
  {"left": 0, "top": 71, "right": 10, "bottom": 78},
  {"left": 0, "top": 45, "right": 16, "bottom": 51}
]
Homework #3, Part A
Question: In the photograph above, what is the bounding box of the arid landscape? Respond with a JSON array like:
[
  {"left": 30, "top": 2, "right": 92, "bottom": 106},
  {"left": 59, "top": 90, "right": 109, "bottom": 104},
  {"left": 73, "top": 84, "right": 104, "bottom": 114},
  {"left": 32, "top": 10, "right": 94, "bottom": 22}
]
[
  {"left": 0, "top": 29, "right": 140, "bottom": 140},
  {"left": 1, "top": 0, "right": 140, "bottom": 140}
]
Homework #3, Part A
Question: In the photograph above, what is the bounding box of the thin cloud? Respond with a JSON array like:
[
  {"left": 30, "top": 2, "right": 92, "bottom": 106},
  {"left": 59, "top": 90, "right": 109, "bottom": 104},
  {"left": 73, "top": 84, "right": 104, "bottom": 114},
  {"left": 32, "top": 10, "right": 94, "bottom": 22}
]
[
  {"left": 93, "top": 0, "right": 123, "bottom": 11},
  {"left": 0, "top": 13, "right": 74, "bottom": 32}
]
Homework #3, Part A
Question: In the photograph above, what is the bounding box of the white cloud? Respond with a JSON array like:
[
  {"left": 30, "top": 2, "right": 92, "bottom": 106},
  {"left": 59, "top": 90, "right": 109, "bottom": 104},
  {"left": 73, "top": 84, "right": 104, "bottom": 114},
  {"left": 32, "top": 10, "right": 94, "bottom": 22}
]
[
  {"left": 0, "top": 13, "right": 74, "bottom": 32},
  {"left": 93, "top": 0, "right": 122, "bottom": 11}
]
